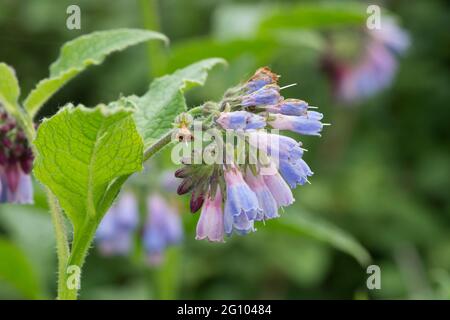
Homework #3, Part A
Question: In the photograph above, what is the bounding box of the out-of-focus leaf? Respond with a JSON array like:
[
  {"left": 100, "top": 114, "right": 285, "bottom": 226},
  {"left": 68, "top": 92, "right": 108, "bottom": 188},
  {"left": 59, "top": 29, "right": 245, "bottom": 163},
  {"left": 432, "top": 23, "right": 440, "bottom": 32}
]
[
  {"left": 272, "top": 211, "right": 371, "bottom": 266},
  {"left": 259, "top": 2, "right": 369, "bottom": 32},
  {"left": 167, "top": 39, "right": 274, "bottom": 74},
  {"left": 33, "top": 105, "right": 144, "bottom": 232},
  {"left": 132, "top": 58, "right": 226, "bottom": 148},
  {"left": 153, "top": 247, "right": 181, "bottom": 299},
  {"left": 255, "top": 233, "right": 331, "bottom": 287},
  {"left": 212, "top": 4, "right": 272, "bottom": 40},
  {"left": 0, "top": 205, "right": 55, "bottom": 291},
  {"left": 24, "top": 29, "right": 168, "bottom": 117},
  {"left": 0, "top": 237, "right": 42, "bottom": 299},
  {"left": 167, "top": 33, "right": 325, "bottom": 76},
  {"left": 0, "top": 63, "right": 21, "bottom": 116}
]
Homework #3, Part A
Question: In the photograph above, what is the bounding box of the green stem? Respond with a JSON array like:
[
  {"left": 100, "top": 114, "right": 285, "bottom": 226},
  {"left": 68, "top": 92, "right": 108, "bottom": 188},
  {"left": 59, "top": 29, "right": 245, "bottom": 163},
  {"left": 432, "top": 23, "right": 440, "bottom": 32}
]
[
  {"left": 47, "top": 189, "right": 71, "bottom": 300},
  {"left": 56, "top": 130, "right": 175, "bottom": 300},
  {"left": 5, "top": 102, "right": 73, "bottom": 300},
  {"left": 58, "top": 218, "right": 98, "bottom": 300},
  {"left": 144, "top": 130, "right": 173, "bottom": 161}
]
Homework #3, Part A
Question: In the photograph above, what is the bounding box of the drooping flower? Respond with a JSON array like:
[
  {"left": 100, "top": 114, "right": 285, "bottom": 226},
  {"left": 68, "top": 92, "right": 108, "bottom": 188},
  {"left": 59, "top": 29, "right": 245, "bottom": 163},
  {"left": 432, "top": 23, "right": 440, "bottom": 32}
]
[
  {"left": 247, "top": 131, "right": 304, "bottom": 161},
  {"left": 262, "top": 171, "right": 295, "bottom": 207},
  {"left": 223, "top": 165, "right": 260, "bottom": 235},
  {"left": 196, "top": 187, "right": 224, "bottom": 242},
  {"left": 244, "top": 169, "right": 278, "bottom": 220},
  {"left": 265, "top": 99, "right": 309, "bottom": 116},
  {"left": 278, "top": 157, "right": 313, "bottom": 188},
  {"left": 0, "top": 108, "right": 34, "bottom": 204},
  {"left": 96, "top": 192, "right": 139, "bottom": 256},
  {"left": 322, "top": 18, "right": 410, "bottom": 103},
  {"left": 267, "top": 113, "right": 324, "bottom": 136},
  {"left": 174, "top": 67, "right": 325, "bottom": 241},
  {"left": 247, "top": 131, "right": 312, "bottom": 188},
  {"left": 241, "top": 84, "right": 282, "bottom": 107},
  {"left": 143, "top": 193, "right": 183, "bottom": 265}
]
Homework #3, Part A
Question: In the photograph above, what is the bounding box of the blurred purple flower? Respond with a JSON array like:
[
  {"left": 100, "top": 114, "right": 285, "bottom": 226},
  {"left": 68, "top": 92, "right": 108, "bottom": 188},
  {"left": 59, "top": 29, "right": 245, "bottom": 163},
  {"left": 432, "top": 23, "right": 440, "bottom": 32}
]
[
  {"left": 0, "top": 109, "right": 34, "bottom": 204},
  {"left": 160, "top": 170, "right": 180, "bottom": 193},
  {"left": 322, "top": 18, "right": 410, "bottom": 104},
  {"left": 96, "top": 192, "right": 139, "bottom": 256},
  {"left": 143, "top": 193, "right": 183, "bottom": 265}
]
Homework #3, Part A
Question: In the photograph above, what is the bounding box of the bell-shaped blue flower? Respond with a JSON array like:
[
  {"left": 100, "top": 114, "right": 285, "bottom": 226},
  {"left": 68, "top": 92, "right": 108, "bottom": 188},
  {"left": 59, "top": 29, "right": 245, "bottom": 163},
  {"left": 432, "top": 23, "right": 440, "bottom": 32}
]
[
  {"left": 268, "top": 113, "right": 324, "bottom": 136},
  {"left": 223, "top": 166, "right": 260, "bottom": 235}
]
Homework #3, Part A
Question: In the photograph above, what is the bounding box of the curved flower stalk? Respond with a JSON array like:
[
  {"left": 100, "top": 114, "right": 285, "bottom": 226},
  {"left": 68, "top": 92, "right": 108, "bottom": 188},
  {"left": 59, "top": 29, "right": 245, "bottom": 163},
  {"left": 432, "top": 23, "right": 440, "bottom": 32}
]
[
  {"left": 174, "top": 67, "right": 326, "bottom": 242},
  {"left": 0, "top": 107, "right": 34, "bottom": 204},
  {"left": 322, "top": 18, "right": 410, "bottom": 103},
  {"left": 1, "top": 30, "right": 223, "bottom": 300}
]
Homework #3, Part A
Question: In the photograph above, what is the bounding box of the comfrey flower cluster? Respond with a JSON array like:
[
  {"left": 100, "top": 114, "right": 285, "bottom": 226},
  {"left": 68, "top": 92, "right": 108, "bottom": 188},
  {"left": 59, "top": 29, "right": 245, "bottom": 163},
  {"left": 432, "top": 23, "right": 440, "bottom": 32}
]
[
  {"left": 0, "top": 106, "right": 33, "bottom": 204},
  {"left": 322, "top": 18, "right": 410, "bottom": 103},
  {"left": 96, "top": 188, "right": 183, "bottom": 265},
  {"left": 174, "top": 67, "right": 325, "bottom": 242}
]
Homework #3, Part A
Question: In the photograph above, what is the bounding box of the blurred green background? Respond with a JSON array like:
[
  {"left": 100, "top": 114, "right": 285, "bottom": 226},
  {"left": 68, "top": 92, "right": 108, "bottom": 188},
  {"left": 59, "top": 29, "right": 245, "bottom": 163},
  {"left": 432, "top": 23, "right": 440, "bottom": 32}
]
[{"left": 0, "top": 0, "right": 449, "bottom": 299}]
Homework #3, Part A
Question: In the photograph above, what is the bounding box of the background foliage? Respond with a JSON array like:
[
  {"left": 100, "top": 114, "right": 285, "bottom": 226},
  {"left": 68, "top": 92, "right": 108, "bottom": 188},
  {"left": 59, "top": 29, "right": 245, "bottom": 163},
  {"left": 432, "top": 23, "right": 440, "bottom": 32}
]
[{"left": 0, "top": 0, "right": 449, "bottom": 299}]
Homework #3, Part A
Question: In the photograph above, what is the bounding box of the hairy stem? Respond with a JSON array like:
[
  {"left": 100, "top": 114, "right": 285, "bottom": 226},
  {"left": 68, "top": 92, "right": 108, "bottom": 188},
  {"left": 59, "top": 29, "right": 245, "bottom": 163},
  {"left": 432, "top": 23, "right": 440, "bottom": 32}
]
[
  {"left": 57, "top": 130, "right": 175, "bottom": 300},
  {"left": 58, "top": 218, "right": 98, "bottom": 300},
  {"left": 144, "top": 130, "right": 173, "bottom": 161},
  {"left": 7, "top": 102, "right": 73, "bottom": 300},
  {"left": 47, "top": 189, "right": 71, "bottom": 300}
]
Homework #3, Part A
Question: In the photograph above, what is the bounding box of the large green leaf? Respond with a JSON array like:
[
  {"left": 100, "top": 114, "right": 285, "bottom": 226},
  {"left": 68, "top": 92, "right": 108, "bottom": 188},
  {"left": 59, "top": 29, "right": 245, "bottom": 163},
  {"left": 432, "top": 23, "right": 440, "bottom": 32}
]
[
  {"left": 24, "top": 29, "right": 168, "bottom": 117},
  {"left": 0, "top": 63, "right": 21, "bottom": 115},
  {"left": 33, "top": 105, "right": 144, "bottom": 231},
  {"left": 272, "top": 211, "right": 371, "bottom": 266},
  {"left": 0, "top": 237, "right": 42, "bottom": 299},
  {"left": 133, "top": 58, "right": 226, "bottom": 148}
]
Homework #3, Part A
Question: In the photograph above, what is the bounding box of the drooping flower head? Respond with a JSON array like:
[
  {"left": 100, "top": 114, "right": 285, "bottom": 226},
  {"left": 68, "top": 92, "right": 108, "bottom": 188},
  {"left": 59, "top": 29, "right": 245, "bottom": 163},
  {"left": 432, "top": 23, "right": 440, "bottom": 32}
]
[
  {"left": 322, "top": 18, "right": 410, "bottom": 104},
  {"left": 0, "top": 107, "right": 34, "bottom": 204},
  {"left": 96, "top": 192, "right": 139, "bottom": 256},
  {"left": 143, "top": 193, "right": 183, "bottom": 265},
  {"left": 173, "top": 67, "right": 325, "bottom": 241}
]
